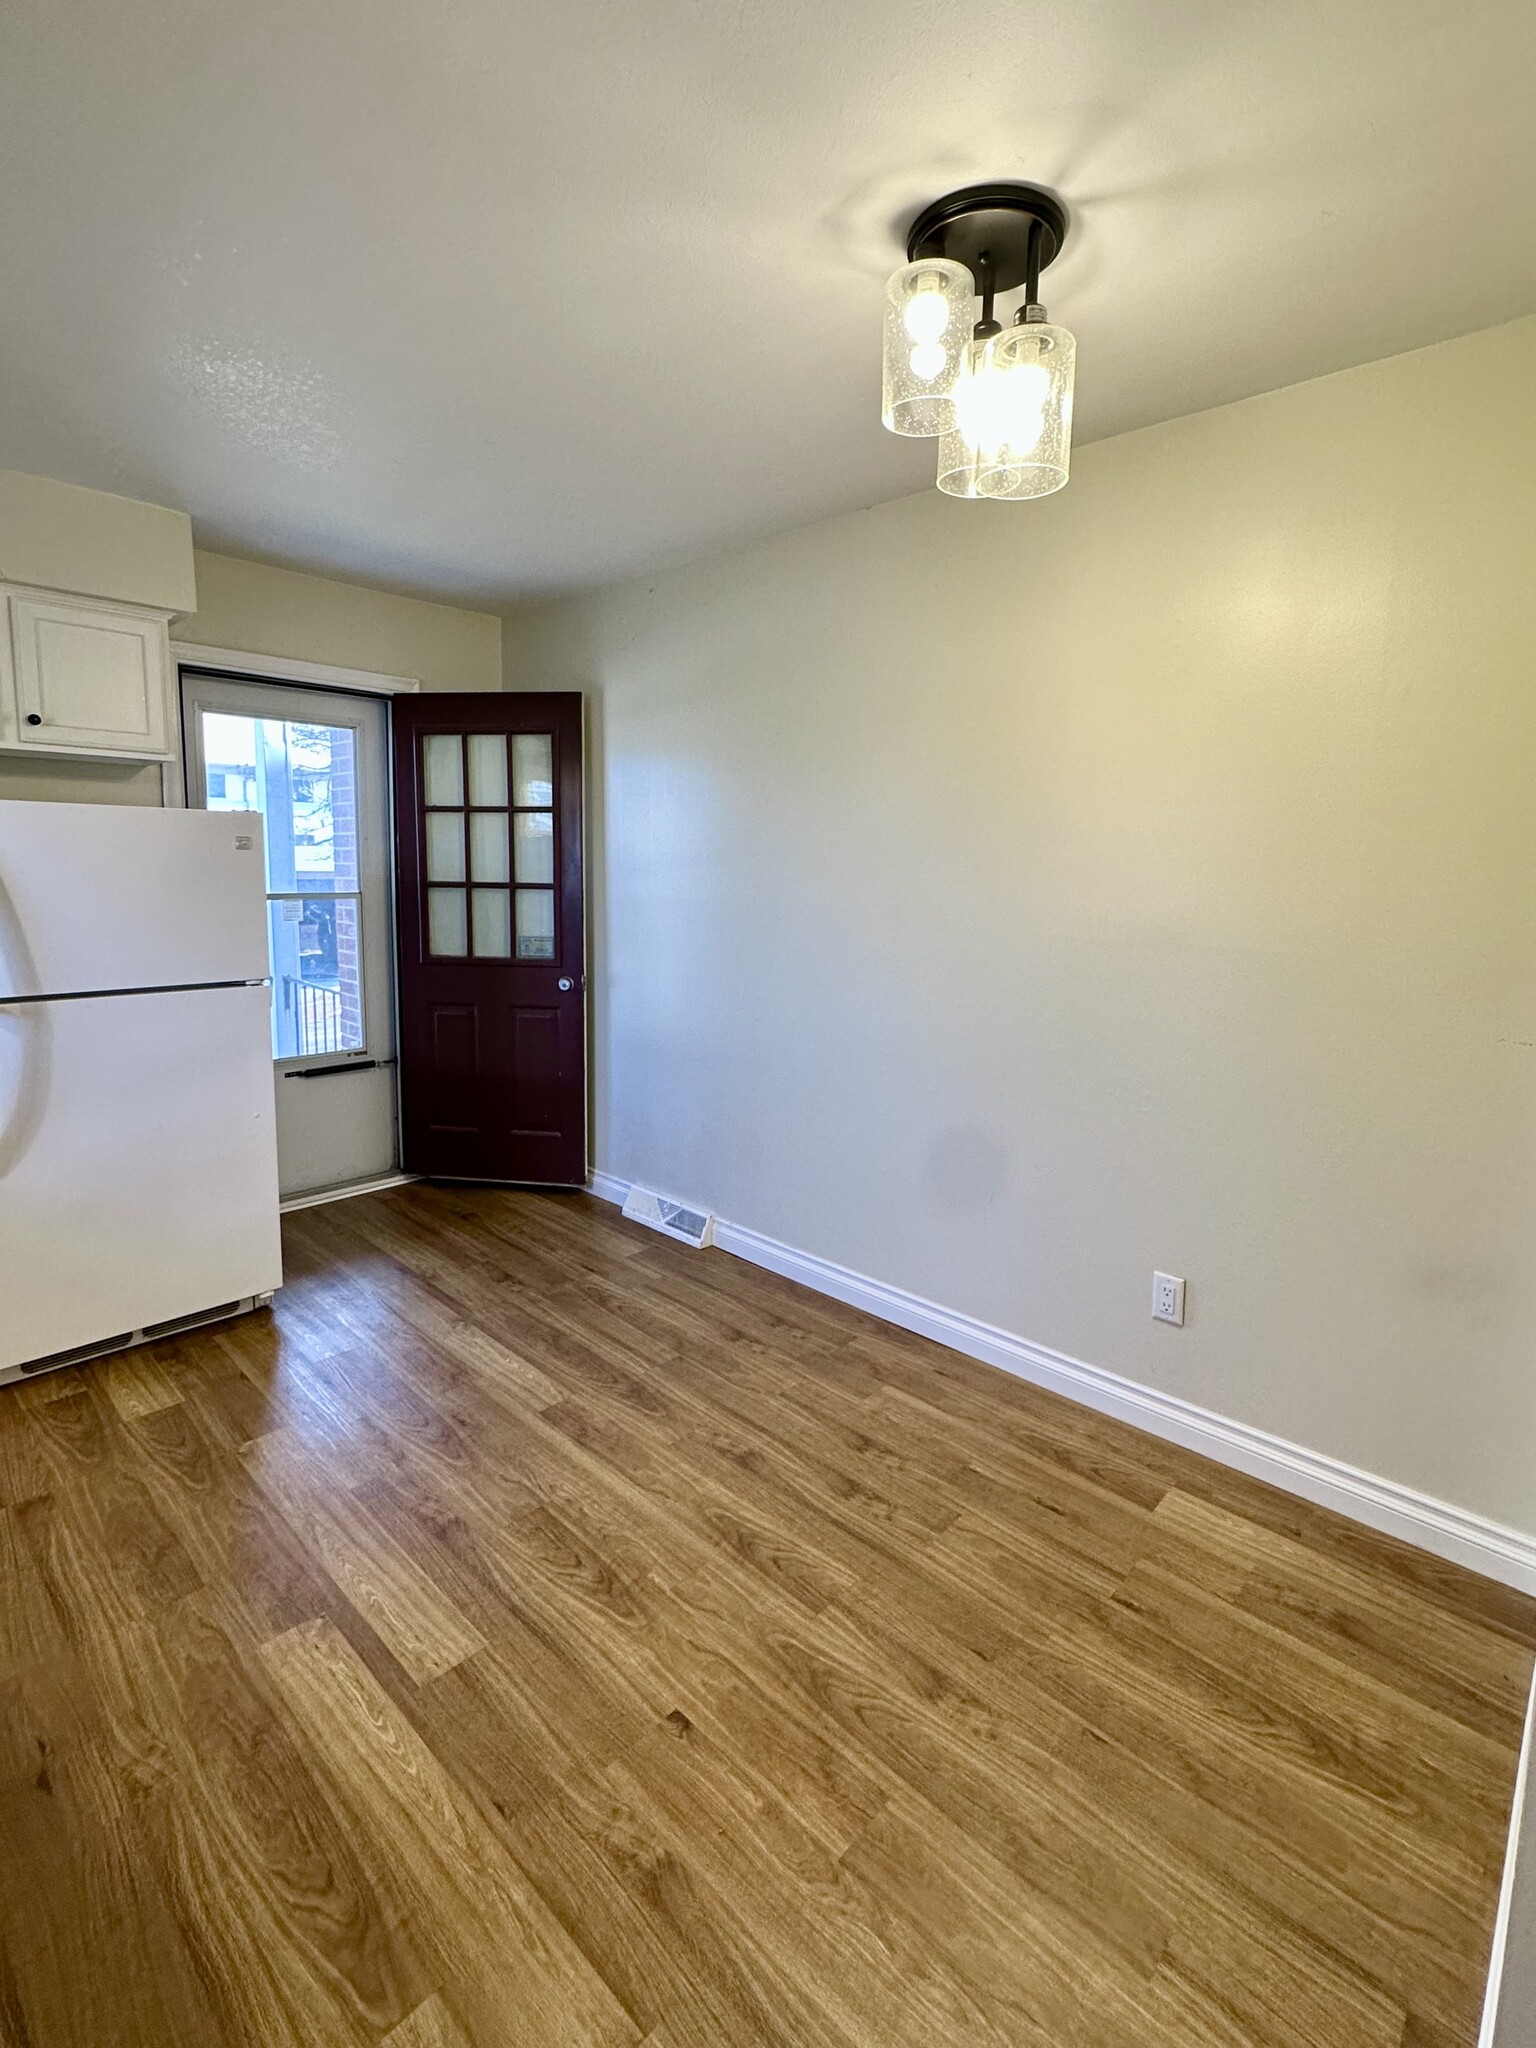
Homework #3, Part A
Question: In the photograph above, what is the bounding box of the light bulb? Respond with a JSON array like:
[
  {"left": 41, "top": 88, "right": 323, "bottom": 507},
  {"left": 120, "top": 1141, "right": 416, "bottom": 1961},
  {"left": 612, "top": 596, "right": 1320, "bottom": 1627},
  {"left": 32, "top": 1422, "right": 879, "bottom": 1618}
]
[
  {"left": 881, "top": 256, "right": 972, "bottom": 436},
  {"left": 956, "top": 357, "right": 1050, "bottom": 457},
  {"left": 938, "top": 323, "right": 1076, "bottom": 499},
  {"left": 902, "top": 286, "right": 950, "bottom": 344}
]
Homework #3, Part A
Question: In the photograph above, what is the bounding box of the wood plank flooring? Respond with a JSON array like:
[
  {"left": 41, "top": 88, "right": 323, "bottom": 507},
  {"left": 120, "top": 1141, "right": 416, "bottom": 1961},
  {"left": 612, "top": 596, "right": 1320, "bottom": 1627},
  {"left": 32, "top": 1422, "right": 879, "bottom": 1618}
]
[{"left": 2, "top": 1182, "right": 1532, "bottom": 2047}]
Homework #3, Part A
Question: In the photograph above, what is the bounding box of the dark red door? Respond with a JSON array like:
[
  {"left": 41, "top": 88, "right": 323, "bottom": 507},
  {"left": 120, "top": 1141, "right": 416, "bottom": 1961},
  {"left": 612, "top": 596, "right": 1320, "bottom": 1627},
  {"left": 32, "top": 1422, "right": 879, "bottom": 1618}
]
[{"left": 393, "top": 693, "right": 585, "bottom": 1184}]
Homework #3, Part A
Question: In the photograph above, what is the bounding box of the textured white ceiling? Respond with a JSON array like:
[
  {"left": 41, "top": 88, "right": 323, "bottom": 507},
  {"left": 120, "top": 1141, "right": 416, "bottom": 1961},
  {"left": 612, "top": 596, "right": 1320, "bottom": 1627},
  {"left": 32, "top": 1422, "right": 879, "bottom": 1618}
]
[{"left": 1, "top": 0, "right": 1534, "bottom": 602}]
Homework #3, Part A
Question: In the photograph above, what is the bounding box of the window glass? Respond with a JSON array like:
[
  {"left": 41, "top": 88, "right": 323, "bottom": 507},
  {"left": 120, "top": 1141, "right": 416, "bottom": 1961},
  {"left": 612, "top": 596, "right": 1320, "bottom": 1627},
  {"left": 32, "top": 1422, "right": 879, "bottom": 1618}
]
[
  {"left": 423, "top": 733, "right": 464, "bottom": 808},
  {"left": 471, "top": 889, "right": 512, "bottom": 957},
  {"left": 467, "top": 733, "right": 509, "bottom": 807},
  {"left": 513, "top": 811, "right": 554, "bottom": 883},
  {"left": 201, "top": 711, "right": 366, "bottom": 1058},
  {"left": 512, "top": 734, "right": 553, "bottom": 807},
  {"left": 426, "top": 812, "right": 466, "bottom": 883},
  {"left": 470, "top": 811, "right": 511, "bottom": 884},
  {"left": 428, "top": 888, "right": 468, "bottom": 957},
  {"left": 515, "top": 889, "right": 556, "bottom": 959}
]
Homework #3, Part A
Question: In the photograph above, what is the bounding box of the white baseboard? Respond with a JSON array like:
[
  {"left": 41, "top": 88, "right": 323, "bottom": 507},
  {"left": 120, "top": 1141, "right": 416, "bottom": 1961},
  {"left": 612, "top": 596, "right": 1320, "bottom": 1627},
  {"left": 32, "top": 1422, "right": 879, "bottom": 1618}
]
[
  {"left": 588, "top": 1168, "right": 1536, "bottom": 1596},
  {"left": 280, "top": 1172, "right": 417, "bottom": 1215}
]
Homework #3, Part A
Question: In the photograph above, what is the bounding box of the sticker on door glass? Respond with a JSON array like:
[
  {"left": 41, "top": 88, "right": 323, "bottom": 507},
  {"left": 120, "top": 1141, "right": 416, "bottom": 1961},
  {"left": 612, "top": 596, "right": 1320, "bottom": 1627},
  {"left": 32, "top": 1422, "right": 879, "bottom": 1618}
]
[{"left": 514, "top": 889, "right": 555, "bottom": 958}]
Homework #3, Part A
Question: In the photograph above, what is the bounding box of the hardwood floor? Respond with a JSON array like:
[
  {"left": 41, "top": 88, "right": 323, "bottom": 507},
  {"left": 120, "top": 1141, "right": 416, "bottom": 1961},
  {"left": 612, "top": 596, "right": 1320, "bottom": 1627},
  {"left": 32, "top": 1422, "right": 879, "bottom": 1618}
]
[{"left": 2, "top": 1183, "right": 1532, "bottom": 2047}]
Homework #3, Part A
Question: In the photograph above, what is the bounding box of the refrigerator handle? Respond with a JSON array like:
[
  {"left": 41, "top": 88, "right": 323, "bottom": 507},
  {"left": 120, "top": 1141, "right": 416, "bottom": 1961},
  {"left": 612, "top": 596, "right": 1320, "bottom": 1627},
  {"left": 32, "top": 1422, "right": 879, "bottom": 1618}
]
[
  {"left": 0, "top": 1004, "right": 48, "bottom": 1178},
  {"left": 0, "top": 874, "right": 47, "bottom": 1176}
]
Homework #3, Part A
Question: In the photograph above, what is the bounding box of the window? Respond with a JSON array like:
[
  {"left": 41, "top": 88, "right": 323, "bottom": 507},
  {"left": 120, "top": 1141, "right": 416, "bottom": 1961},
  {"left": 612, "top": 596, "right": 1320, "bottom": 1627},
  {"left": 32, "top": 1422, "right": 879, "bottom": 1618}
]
[
  {"left": 200, "top": 712, "right": 366, "bottom": 1058},
  {"left": 421, "top": 730, "right": 557, "bottom": 960}
]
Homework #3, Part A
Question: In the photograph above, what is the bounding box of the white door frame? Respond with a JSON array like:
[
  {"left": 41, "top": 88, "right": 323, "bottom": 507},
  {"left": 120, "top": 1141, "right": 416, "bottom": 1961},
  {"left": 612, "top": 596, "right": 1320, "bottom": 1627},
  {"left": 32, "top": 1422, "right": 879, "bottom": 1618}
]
[
  {"left": 175, "top": 648, "right": 414, "bottom": 1206},
  {"left": 171, "top": 643, "right": 422, "bottom": 692}
]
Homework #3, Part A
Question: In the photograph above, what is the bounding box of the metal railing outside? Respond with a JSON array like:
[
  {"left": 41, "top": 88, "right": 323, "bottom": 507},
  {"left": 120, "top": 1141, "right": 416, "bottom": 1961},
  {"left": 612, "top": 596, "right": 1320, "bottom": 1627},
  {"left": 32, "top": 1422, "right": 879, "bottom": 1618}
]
[{"left": 286, "top": 978, "right": 345, "bottom": 1057}]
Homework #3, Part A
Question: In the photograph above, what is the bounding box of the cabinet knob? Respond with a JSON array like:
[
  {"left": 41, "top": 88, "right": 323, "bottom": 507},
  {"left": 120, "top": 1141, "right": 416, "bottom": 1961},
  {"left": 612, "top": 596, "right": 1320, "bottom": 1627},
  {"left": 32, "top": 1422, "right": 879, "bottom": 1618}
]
[{"left": 24, "top": 714, "right": 41, "bottom": 726}]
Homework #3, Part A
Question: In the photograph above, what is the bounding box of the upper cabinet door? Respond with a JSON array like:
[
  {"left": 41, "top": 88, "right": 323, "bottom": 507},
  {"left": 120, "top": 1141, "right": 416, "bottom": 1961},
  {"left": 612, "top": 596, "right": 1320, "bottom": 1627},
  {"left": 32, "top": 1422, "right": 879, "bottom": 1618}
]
[{"left": 7, "top": 592, "right": 173, "bottom": 757}]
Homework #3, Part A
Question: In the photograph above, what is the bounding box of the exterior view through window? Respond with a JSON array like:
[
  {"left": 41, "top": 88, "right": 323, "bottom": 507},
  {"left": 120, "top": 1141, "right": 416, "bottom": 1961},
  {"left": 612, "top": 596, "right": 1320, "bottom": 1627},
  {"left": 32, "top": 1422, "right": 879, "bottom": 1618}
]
[{"left": 200, "top": 713, "right": 365, "bottom": 1059}]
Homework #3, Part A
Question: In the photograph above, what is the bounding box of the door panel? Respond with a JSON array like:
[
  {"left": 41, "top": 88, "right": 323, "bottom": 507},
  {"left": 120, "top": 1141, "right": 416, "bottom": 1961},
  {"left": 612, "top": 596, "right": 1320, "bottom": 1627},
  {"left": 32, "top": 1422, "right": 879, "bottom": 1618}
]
[
  {"left": 394, "top": 693, "right": 585, "bottom": 1185},
  {"left": 425, "top": 1003, "right": 480, "bottom": 1133},
  {"left": 509, "top": 1008, "right": 561, "bottom": 1132}
]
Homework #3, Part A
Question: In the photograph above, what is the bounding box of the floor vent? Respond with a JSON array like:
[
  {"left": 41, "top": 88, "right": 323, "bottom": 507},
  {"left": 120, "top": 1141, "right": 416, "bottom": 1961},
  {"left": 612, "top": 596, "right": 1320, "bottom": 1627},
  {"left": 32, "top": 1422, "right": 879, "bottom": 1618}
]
[{"left": 621, "top": 1185, "right": 715, "bottom": 1249}]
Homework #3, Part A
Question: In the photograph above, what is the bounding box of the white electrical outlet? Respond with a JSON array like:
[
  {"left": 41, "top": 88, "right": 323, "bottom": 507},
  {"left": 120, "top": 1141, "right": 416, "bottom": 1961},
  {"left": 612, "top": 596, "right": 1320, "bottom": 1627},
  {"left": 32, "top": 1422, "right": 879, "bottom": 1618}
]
[{"left": 1152, "top": 1272, "right": 1186, "bottom": 1326}]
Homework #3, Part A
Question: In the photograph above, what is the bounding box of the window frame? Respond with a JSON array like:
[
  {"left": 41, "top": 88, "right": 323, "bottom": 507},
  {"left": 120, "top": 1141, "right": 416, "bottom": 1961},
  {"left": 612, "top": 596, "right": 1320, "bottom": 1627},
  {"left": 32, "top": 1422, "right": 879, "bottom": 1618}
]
[{"left": 178, "top": 669, "right": 397, "bottom": 1075}]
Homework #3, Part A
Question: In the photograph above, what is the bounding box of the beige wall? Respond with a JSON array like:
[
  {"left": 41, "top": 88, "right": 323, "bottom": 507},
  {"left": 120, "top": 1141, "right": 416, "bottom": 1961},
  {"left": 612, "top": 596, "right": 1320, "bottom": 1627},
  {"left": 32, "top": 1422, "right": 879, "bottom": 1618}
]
[
  {"left": 505, "top": 313, "right": 1536, "bottom": 1538},
  {"left": 0, "top": 467, "right": 195, "bottom": 612},
  {"left": 0, "top": 754, "right": 168, "bottom": 807},
  {"left": 180, "top": 551, "right": 501, "bottom": 695}
]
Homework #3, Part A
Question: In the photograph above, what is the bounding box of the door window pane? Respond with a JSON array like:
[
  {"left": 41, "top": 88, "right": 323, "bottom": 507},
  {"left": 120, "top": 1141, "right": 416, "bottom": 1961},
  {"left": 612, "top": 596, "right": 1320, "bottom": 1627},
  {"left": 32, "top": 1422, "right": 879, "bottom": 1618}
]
[
  {"left": 467, "top": 733, "right": 509, "bottom": 807},
  {"left": 515, "top": 889, "right": 556, "bottom": 959},
  {"left": 200, "top": 709, "right": 366, "bottom": 1059},
  {"left": 471, "top": 888, "right": 512, "bottom": 958},
  {"left": 428, "top": 887, "right": 468, "bottom": 957},
  {"left": 469, "top": 810, "right": 510, "bottom": 883},
  {"left": 426, "top": 811, "right": 466, "bottom": 883},
  {"left": 513, "top": 810, "right": 554, "bottom": 883},
  {"left": 513, "top": 734, "right": 554, "bottom": 807},
  {"left": 267, "top": 898, "right": 364, "bottom": 1059},
  {"left": 423, "top": 733, "right": 464, "bottom": 807}
]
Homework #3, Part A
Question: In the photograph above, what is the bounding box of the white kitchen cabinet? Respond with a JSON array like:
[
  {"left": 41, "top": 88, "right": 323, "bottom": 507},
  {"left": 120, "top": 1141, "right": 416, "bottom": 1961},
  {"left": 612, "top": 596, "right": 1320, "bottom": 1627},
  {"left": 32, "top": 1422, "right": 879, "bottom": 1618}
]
[{"left": 0, "top": 587, "right": 175, "bottom": 759}]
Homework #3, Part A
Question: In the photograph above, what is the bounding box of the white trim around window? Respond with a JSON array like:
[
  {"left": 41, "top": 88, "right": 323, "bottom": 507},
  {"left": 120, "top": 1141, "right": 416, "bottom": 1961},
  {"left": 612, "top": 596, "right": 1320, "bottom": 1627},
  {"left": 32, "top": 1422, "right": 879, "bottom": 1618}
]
[
  {"left": 163, "top": 642, "right": 422, "bottom": 806},
  {"left": 169, "top": 642, "right": 423, "bottom": 695}
]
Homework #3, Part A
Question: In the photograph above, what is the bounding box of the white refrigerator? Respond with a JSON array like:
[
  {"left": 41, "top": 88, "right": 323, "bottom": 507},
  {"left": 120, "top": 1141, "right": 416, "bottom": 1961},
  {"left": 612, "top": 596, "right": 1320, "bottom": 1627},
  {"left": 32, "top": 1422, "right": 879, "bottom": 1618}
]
[{"left": 0, "top": 799, "right": 283, "bottom": 1385}]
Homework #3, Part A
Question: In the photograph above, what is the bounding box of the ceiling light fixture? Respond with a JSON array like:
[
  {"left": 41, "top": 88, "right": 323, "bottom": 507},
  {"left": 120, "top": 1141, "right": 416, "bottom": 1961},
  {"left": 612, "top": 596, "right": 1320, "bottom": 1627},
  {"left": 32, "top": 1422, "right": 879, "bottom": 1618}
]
[{"left": 881, "top": 183, "right": 1075, "bottom": 502}]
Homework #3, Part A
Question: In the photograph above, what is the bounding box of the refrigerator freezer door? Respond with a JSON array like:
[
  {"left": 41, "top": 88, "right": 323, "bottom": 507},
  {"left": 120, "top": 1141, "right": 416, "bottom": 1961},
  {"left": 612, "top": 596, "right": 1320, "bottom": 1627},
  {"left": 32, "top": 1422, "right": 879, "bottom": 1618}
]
[
  {"left": 0, "top": 984, "right": 282, "bottom": 1374},
  {"left": 0, "top": 800, "right": 269, "bottom": 1000}
]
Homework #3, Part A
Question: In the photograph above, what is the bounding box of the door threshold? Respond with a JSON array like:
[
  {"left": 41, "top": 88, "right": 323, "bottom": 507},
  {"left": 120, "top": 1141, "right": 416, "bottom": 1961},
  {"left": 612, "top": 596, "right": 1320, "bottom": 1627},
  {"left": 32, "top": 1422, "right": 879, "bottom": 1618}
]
[
  {"left": 280, "top": 1172, "right": 417, "bottom": 1214},
  {"left": 412, "top": 1174, "right": 588, "bottom": 1191}
]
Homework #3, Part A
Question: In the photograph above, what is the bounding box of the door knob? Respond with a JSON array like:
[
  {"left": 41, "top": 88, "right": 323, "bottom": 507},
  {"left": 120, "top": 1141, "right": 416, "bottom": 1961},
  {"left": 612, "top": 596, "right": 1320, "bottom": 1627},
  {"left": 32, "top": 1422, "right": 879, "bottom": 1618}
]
[
  {"left": 25, "top": 714, "right": 41, "bottom": 726},
  {"left": 557, "top": 977, "right": 574, "bottom": 992}
]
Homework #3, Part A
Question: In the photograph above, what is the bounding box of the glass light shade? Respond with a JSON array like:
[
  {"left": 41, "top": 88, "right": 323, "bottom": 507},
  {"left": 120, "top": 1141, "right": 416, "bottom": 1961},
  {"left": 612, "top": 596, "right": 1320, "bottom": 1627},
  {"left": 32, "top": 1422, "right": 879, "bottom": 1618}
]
[
  {"left": 881, "top": 258, "right": 973, "bottom": 437},
  {"left": 937, "top": 323, "right": 1076, "bottom": 500}
]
